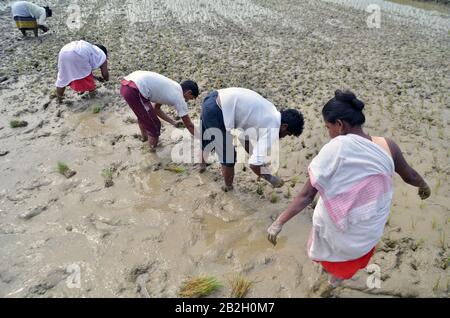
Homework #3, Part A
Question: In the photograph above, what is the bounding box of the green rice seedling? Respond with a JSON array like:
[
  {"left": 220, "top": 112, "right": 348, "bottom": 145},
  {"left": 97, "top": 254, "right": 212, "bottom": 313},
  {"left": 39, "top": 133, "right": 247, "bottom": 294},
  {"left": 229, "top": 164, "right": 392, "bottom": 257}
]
[
  {"left": 57, "top": 161, "right": 76, "bottom": 178},
  {"left": 431, "top": 218, "right": 437, "bottom": 230},
  {"left": 411, "top": 216, "right": 416, "bottom": 230},
  {"left": 434, "top": 178, "right": 441, "bottom": 193},
  {"left": 286, "top": 187, "right": 292, "bottom": 198},
  {"left": 432, "top": 277, "right": 440, "bottom": 293},
  {"left": 101, "top": 168, "right": 113, "bottom": 180},
  {"left": 179, "top": 276, "right": 222, "bottom": 298},
  {"left": 164, "top": 164, "right": 185, "bottom": 174},
  {"left": 290, "top": 176, "right": 299, "bottom": 188},
  {"left": 439, "top": 231, "right": 446, "bottom": 250},
  {"left": 10, "top": 120, "right": 28, "bottom": 128},
  {"left": 270, "top": 193, "right": 278, "bottom": 204},
  {"left": 92, "top": 105, "right": 102, "bottom": 114},
  {"left": 57, "top": 162, "right": 69, "bottom": 175},
  {"left": 256, "top": 183, "right": 264, "bottom": 196},
  {"left": 229, "top": 276, "right": 253, "bottom": 298}
]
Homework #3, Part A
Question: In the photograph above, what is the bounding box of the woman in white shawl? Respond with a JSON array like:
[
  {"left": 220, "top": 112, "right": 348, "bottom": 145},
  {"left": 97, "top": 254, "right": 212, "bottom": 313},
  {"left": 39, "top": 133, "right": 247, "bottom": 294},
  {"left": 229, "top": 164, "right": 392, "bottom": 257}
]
[
  {"left": 267, "top": 90, "right": 430, "bottom": 286},
  {"left": 55, "top": 40, "right": 109, "bottom": 100}
]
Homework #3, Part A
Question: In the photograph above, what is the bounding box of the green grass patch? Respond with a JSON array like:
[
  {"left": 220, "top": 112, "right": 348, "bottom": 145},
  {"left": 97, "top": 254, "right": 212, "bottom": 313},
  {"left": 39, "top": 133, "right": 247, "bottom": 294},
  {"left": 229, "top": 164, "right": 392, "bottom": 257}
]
[{"left": 179, "top": 276, "right": 222, "bottom": 298}]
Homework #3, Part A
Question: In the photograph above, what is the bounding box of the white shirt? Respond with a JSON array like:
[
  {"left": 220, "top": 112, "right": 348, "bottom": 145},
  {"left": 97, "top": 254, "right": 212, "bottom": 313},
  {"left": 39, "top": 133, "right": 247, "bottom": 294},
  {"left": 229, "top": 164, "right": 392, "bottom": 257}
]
[
  {"left": 55, "top": 40, "right": 106, "bottom": 87},
  {"left": 124, "top": 71, "right": 188, "bottom": 118},
  {"left": 11, "top": 1, "right": 47, "bottom": 26},
  {"left": 217, "top": 87, "right": 281, "bottom": 166}
]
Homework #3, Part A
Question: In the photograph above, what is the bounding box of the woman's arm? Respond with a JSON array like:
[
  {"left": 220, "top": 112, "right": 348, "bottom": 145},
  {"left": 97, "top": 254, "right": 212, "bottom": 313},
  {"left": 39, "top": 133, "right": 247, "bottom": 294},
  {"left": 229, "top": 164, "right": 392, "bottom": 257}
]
[
  {"left": 268, "top": 179, "right": 318, "bottom": 245},
  {"left": 99, "top": 60, "right": 109, "bottom": 81},
  {"left": 387, "top": 138, "right": 430, "bottom": 199}
]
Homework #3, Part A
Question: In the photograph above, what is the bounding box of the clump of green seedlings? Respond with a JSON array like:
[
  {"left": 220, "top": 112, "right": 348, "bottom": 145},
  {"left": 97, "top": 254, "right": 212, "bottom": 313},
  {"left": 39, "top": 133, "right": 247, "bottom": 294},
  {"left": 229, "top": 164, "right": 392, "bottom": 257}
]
[
  {"left": 102, "top": 167, "right": 114, "bottom": 188},
  {"left": 256, "top": 182, "right": 264, "bottom": 196},
  {"left": 10, "top": 120, "right": 28, "bottom": 128},
  {"left": 92, "top": 105, "right": 102, "bottom": 114},
  {"left": 179, "top": 276, "right": 222, "bottom": 298},
  {"left": 229, "top": 275, "right": 253, "bottom": 298},
  {"left": 290, "top": 176, "right": 299, "bottom": 188},
  {"left": 164, "top": 164, "right": 186, "bottom": 174},
  {"left": 439, "top": 231, "right": 446, "bottom": 250},
  {"left": 270, "top": 192, "right": 278, "bottom": 204},
  {"left": 57, "top": 161, "right": 76, "bottom": 178}
]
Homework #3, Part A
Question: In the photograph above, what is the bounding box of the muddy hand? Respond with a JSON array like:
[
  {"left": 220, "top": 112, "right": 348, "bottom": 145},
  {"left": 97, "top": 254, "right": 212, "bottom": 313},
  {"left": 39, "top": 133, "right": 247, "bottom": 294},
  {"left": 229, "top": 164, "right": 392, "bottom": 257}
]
[
  {"left": 174, "top": 121, "right": 185, "bottom": 128},
  {"left": 267, "top": 222, "right": 283, "bottom": 246},
  {"left": 268, "top": 175, "right": 284, "bottom": 188},
  {"left": 418, "top": 185, "right": 431, "bottom": 200}
]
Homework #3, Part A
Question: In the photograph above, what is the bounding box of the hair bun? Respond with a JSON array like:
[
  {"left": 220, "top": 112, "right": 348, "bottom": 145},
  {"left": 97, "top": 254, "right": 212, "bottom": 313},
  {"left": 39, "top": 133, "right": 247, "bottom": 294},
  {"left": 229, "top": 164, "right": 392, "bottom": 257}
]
[
  {"left": 335, "top": 89, "right": 364, "bottom": 111},
  {"left": 351, "top": 98, "right": 364, "bottom": 111}
]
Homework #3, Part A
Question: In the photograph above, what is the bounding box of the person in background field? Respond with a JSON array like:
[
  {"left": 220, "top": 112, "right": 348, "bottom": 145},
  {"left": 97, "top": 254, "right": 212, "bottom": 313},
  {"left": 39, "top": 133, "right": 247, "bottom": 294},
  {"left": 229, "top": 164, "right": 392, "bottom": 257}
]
[
  {"left": 120, "top": 71, "right": 198, "bottom": 152},
  {"left": 200, "top": 87, "right": 304, "bottom": 192},
  {"left": 11, "top": 1, "right": 52, "bottom": 37},
  {"left": 267, "top": 90, "right": 431, "bottom": 287},
  {"left": 55, "top": 40, "right": 109, "bottom": 101}
]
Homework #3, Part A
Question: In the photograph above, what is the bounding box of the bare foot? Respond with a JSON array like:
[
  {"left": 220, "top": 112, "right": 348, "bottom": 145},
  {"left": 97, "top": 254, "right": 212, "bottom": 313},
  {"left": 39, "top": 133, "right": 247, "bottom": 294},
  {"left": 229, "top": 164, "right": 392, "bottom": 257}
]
[
  {"left": 221, "top": 185, "right": 234, "bottom": 192},
  {"left": 199, "top": 163, "right": 207, "bottom": 173}
]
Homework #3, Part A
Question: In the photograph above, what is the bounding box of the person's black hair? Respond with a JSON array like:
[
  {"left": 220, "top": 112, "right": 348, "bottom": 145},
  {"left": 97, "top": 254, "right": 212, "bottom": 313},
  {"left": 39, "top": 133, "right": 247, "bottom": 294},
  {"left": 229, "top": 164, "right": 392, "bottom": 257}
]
[
  {"left": 281, "top": 109, "right": 304, "bottom": 137},
  {"left": 44, "top": 6, "right": 52, "bottom": 18},
  {"left": 94, "top": 44, "right": 108, "bottom": 57},
  {"left": 180, "top": 80, "right": 199, "bottom": 98},
  {"left": 322, "top": 90, "right": 365, "bottom": 126}
]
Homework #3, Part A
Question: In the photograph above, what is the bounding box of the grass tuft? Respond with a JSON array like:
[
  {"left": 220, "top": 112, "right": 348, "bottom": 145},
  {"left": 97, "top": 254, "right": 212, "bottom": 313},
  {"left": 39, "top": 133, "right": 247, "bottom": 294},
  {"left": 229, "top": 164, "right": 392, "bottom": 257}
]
[
  {"left": 165, "top": 164, "right": 186, "bottom": 174},
  {"left": 57, "top": 161, "right": 69, "bottom": 175},
  {"left": 229, "top": 275, "right": 253, "bottom": 298},
  {"left": 10, "top": 120, "right": 28, "bottom": 128},
  {"left": 179, "top": 276, "right": 222, "bottom": 298}
]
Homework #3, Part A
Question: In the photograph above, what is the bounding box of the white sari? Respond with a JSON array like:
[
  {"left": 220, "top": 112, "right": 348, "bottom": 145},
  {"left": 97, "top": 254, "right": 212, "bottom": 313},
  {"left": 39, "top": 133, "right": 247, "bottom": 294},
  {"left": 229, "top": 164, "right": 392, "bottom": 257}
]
[{"left": 307, "top": 134, "right": 394, "bottom": 262}]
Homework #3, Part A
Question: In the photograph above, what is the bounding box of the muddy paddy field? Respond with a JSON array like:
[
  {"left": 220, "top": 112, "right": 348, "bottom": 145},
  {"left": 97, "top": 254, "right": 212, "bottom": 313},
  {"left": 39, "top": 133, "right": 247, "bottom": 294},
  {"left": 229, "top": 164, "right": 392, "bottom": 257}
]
[{"left": 0, "top": 0, "right": 449, "bottom": 298}]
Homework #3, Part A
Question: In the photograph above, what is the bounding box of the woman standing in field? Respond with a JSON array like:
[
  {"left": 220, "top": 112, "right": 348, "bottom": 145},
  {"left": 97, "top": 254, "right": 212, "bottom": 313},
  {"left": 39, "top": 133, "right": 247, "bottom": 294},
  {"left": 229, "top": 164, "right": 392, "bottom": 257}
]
[{"left": 267, "top": 90, "right": 431, "bottom": 286}]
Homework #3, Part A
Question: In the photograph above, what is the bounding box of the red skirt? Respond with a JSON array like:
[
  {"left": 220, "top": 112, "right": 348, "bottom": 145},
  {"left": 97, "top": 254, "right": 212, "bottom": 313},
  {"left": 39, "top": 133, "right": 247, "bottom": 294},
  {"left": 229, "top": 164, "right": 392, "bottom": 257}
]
[
  {"left": 317, "top": 247, "right": 376, "bottom": 279},
  {"left": 69, "top": 73, "right": 96, "bottom": 92}
]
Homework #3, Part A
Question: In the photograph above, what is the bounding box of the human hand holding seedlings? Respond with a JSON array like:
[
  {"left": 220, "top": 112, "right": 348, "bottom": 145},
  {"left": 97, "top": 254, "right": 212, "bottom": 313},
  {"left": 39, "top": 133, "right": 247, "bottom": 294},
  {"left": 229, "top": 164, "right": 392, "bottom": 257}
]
[
  {"left": 418, "top": 184, "right": 431, "bottom": 200},
  {"left": 267, "top": 178, "right": 318, "bottom": 246},
  {"left": 267, "top": 221, "right": 283, "bottom": 245}
]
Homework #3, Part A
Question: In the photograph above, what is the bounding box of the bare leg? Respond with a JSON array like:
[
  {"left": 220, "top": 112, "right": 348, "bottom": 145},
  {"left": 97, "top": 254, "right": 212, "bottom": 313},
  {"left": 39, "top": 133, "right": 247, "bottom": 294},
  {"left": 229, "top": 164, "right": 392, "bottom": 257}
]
[
  {"left": 149, "top": 136, "right": 158, "bottom": 152},
  {"left": 328, "top": 275, "right": 343, "bottom": 287},
  {"left": 221, "top": 165, "right": 235, "bottom": 191},
  {"left": 56, "top": 87, "right": 66, "bottom": 103},
  {"left": 138, "top": 122, "right": 148, "bottom": 142},
  {"left": 199, "top": 151, "right": 208, "bottom": 173}
]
